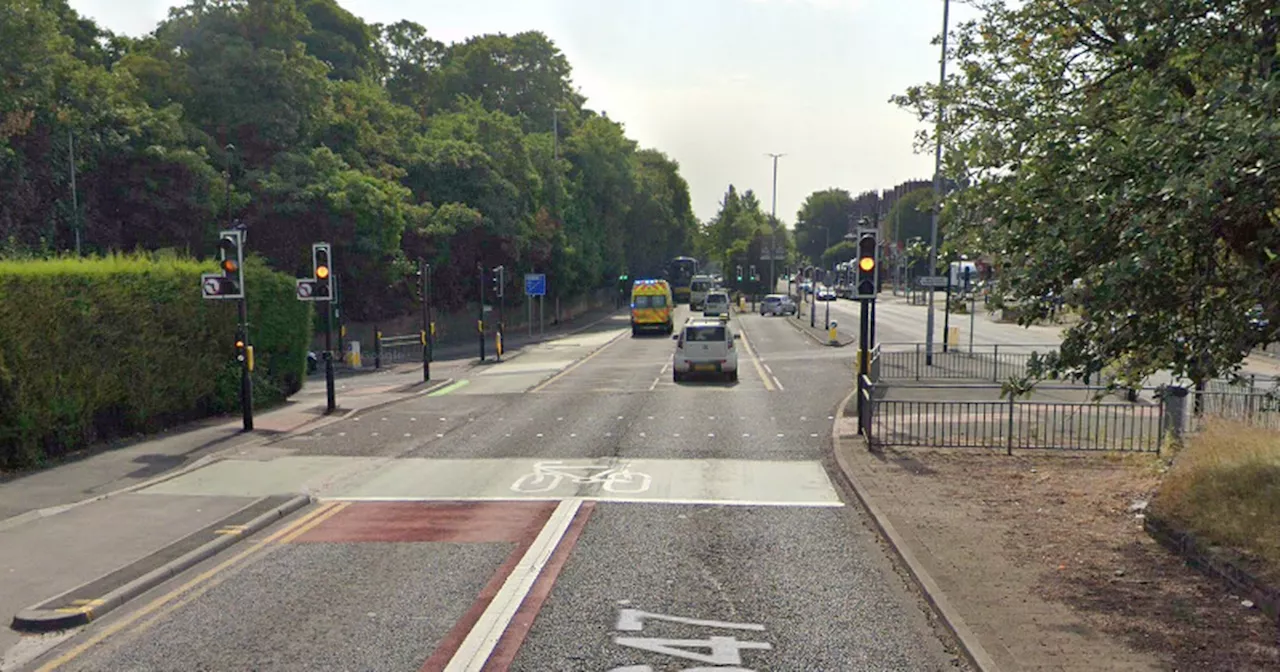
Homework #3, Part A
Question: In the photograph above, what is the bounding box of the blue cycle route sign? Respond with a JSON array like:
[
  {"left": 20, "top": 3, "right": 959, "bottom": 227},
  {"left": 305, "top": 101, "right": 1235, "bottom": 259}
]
[{"left": 525, "top": 273, "right": 547, "bottom": 297}]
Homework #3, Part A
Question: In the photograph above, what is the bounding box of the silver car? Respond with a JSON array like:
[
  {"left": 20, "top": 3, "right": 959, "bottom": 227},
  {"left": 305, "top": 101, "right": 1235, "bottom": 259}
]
[
  {"left": 760, "top": 294, "right": 797, "bottom": 316},
  {"left": 702, "top": 291, "right": 730, "bottom": 317}
]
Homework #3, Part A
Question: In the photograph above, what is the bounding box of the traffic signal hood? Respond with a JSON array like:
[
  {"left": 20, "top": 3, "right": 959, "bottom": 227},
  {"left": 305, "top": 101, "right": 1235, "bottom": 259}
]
[
  {"left": 312, "top": 243, "right": 332, "bottom": 299},
  {"left": 855, "top": 230, "right": 878, "bottom": 299}
]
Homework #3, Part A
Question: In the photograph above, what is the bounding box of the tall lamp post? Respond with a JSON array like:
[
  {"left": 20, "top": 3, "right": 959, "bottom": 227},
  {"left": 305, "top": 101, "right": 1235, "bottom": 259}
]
[
  {"left": 767, "top": 153, "right": 785, "bottom": 293},
  {"left": 925, "top": 0, "right": 952, "bottom": 366}
]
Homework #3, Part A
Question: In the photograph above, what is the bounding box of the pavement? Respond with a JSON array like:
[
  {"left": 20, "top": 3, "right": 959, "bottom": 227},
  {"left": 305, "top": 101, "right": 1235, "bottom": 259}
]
[{"left": 2, "top": 304, "right": 965, "bottom": 671}]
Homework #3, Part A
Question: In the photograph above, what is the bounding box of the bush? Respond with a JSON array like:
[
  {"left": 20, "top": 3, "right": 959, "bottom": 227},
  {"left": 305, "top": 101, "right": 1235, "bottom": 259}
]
[
  {"left": 1152, "top": 419, "right": 1280, "bottom": 585},
  {"left": 0, "top": 254, "right": 312, "bottom": 469}
]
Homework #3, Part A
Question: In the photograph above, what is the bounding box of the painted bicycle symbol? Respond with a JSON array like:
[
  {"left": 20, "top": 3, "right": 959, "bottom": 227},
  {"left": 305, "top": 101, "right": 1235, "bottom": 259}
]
[{"left": 510, "top": 461, "right": 652, "bottom": 494}]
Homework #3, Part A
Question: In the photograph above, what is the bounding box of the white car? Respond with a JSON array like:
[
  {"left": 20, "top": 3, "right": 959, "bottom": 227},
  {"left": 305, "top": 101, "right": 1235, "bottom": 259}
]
[
  {"left": 703, "top": 291, "right": 730, "bottom": 317},
  {"left": 672, "top": 318, "right": 739, "bottom": 382}
]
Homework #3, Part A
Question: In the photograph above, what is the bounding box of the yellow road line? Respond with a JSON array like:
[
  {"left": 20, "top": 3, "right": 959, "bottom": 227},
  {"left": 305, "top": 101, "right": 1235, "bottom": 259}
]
[
  {"left": 530, "top": 331, "right": 628, "bottom": 393},
  {"left": 739, "top": 332, "right": 776, "bottom": 392},
  {"left": 125, "top": 502, "right": 351, "bottom": 640},
  {"left": 36, "top": 501, "right": 342, "bottom": 672}
]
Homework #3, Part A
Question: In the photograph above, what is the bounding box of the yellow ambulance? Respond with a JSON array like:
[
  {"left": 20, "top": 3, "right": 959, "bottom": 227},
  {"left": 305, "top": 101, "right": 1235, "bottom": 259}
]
[{"left": 630, "top": 279, "right": 674, "bottom": 336}]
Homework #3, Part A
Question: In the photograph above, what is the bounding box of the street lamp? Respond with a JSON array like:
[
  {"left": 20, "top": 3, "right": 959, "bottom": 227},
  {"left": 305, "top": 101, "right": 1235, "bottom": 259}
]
[
  {"left": 766, "top": 153, "right": 786, "bottom": 293},
  {"left": 925, "top": 0, "right": 952, "bottom": 366}
]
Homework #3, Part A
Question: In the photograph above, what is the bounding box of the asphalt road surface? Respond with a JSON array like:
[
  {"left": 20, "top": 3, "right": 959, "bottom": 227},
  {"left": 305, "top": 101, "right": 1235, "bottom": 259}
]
[{"left": 20, "top": 307, "right": 957, "bottom": 672}]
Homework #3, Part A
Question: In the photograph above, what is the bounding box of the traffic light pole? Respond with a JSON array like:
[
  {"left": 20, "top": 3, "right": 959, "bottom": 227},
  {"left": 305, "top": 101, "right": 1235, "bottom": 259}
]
[
  {"left": 857, "top": 298, "right": 871, "bottom": 436},
  {"left": 942, "top": 272, "right": 952, "bottom": 353},
  {"left": 420, "top": 259, "right": 431, "bottom": 382},
  {"left": 324, "top": 299, "right": 336, "bottom": 414},
  {"left": 238, "top": 297, "right": 253, "bottom": 431},
  {"left": 477, "top": 264, "right": 486, "bottom": 362}
]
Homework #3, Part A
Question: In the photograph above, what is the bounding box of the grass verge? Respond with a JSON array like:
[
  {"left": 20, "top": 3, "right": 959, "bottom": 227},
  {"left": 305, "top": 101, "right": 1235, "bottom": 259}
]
[{"left": 1152, "top": 419, "right": 1280, "bottom": 585}]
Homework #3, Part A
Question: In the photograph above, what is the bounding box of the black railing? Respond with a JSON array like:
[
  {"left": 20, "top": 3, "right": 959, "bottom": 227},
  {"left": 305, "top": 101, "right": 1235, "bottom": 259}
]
[
  {"left": 874, "top": 343, "right": 1051, "bottom": 382},
  {"left": 868, "top": 396, "right": 1163, "bottom": 454}
]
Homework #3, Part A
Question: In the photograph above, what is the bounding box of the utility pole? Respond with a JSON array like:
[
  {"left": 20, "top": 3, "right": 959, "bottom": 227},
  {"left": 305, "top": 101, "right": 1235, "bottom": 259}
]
[
  {"left": 767, "top": 153, "right": 785, "bottom": 293},
  {"left": 925, "top": 0, "right": 952, "bottom": 366}
]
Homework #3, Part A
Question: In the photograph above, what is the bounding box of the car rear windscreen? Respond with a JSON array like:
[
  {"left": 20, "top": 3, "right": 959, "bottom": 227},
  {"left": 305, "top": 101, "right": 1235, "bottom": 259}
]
[
  {"left": 685, "top": 326, "right": 726, "bottom": 342},
  {"left": 691, "top": 281, "right": 709, "bottom": 291}
]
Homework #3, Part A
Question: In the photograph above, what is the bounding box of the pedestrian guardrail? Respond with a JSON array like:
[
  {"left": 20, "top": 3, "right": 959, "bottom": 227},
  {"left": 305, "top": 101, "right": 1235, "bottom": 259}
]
[
  {"left": 375, "top": 333, "right": 426, "bottom": 367},
  {"left": 859, "top": 381, "right": 1167, "bottom": 454},
  {"left": 873, "top": 343, "right": 1052, "bottom": 382}
]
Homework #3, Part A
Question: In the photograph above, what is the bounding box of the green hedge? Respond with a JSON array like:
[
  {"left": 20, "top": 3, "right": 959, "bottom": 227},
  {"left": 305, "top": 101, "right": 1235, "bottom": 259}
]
[{"left": 0, "top": 254, "right": 313, "bottom": 469}]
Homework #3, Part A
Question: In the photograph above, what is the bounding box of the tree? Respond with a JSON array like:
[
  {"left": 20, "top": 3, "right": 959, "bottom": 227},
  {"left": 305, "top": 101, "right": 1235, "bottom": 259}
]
[
  {"left": 894, "top": 0, "right": 1280, "bottom": 386},
  {"left": 794, "top": 188, "right": 856, "bottom": 263},
  {"left": 887, "top": 186, "right": 932, "bottom": 245}
]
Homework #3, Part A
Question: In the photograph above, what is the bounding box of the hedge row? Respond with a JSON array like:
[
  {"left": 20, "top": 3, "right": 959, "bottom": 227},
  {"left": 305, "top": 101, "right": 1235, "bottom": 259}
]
[{"left": 0, "top": 254, "right": 313, "bottom": 469}]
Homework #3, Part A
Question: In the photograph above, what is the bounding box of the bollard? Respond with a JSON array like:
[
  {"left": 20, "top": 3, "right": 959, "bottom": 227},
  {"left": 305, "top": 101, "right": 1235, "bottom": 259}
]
[
  {"left": 828, "top": 320, "right": 839, "bottom": 346},
  {"left": 374, "top": 328, "right": 382, "bottom": 369}
]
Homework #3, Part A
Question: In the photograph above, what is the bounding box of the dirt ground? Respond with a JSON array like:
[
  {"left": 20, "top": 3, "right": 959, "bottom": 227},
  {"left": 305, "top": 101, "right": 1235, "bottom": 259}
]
[{"left": 873, "top": 447, "right": 1280, "bottom": 670}]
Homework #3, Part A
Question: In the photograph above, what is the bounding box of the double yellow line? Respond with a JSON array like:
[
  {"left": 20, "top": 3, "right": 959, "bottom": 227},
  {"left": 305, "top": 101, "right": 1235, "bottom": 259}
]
[{"left": 37, "top": 501, "right": 350, "bottom": 671}]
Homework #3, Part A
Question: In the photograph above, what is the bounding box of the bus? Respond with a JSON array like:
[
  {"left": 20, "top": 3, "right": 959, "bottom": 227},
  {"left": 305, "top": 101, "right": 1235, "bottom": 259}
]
[{"left": 665, "top": 256, "right": 699, "bottom": 304}]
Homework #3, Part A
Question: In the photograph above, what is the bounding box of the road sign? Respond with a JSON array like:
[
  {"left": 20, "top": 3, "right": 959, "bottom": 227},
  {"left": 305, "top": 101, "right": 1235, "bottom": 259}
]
[
  {"left": 918, "top": 276, "right": 948, "bottom": 288},
  {"left": 525, "top": 273, "right": 547, "bottom": 297},
  {"left": 296, "top": 278, "right": 317, "bottom": 301},
  {"left": 201, "top": 273, "right": 235, "bottom": 299}
]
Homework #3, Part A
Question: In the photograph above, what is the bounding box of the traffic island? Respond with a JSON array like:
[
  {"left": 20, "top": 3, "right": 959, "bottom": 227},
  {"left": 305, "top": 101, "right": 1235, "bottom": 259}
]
[
  {"left": 830, "top": 391, "right": 1280, "bottom": 671},
  {"left": 11, "top": 495, "right": 310, "bottom": 633},
  {"left": 784, "top": 302, "right": 856, "bottom": 347}
]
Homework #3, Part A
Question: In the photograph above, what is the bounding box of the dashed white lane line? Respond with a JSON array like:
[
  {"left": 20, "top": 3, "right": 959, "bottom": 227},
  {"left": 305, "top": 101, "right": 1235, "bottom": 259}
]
[
  {"left": 764, "top": 363, "right": 774, "bottom": 375},
  {"left": 404, "top": 433, "right": 411, "bottom": 438}
]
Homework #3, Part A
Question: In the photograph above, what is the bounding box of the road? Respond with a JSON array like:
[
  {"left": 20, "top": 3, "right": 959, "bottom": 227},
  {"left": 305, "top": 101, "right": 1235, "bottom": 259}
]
[{"left": 17, "top": 308, "right": 956, "bottom": 672}]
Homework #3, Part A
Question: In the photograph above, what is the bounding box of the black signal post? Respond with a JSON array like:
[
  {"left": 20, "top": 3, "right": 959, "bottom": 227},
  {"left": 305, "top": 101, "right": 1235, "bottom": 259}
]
[
  {"left": 477, "top": 261, "right": 486, "bottom": 362},
  {"left": 854, "top": 222, "right": 879, "bottom": 435},
  {"left": 314, "top": 243, "right": 336, "bottom": 413},
  {"left": 419, "top": 259, "right": 432, "bottom": 382}
]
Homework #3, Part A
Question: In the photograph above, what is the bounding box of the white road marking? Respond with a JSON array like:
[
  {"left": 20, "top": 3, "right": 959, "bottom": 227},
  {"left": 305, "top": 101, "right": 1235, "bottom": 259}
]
[
  {"left": 436, "top": 433, "right": 444, "bottom": 438},
  {"left": 381, "top": 417, "right": 388, "bottom": 421},
  {"left": 639, "top": 432, "right": 646, "bottom": 438},
  {"left": 776, "top": 433, "right": 784, "bottom": 438},
  {"left": 773, "top": 376, "right": 785, "bottom": 390},
  {"left": 674, "top": 433, "right": 680, "bottom": 437},
  {"left": 404, "top": 433, "right": 411, "bottom": 438},
  {"left": 606, "top": 432, "right": 613, "bottom": 437},
  {"left": 372, "top": 432, "right": 379, "bottom": 437},
  {"left": 743, "top": 433, "right": 750, "bottom": 438},
  {"left": 648, "top": 376, "right": 661, "bottom": 391},
  {"left": 810, "top": 433, "right": 819, "bottom": 438},
  {"left": 557, "top": 417, "right": 564, "bottom": 421},
  {"left": 647, "top": 416, "right": 655, "bottom": 420},
  {"left": 764, "top": 364, "right": 774, "bottom": 374},
  {"left": 537, "top": 433, "right": 544, "bottom": 438},
  {"left": 338, "top": 433, "right": 346, "bottom": 437},
  {"left": 708, "top": 433, "right": 715, "bottom": 438},
  {"left": 444, "top": 499, "right": 582, "bottom": 672}
]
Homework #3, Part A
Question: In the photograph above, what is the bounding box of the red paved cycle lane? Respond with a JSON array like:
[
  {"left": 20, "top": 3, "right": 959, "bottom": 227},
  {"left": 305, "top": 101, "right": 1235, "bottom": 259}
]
[{"left": 286, "top": 500, "right": 596, "bottom": 672}]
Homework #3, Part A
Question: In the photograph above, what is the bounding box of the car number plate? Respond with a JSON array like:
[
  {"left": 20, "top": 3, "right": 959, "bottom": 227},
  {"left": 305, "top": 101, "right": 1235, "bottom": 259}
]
[{"left": 693, "top": 364, "right": 717, "bottom": 372}]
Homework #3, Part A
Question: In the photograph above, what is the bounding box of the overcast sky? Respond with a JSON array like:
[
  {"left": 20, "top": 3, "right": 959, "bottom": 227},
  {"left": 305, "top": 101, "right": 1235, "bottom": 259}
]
[{"left": 68, "top": 0, "right": 979, "bottom": 225}]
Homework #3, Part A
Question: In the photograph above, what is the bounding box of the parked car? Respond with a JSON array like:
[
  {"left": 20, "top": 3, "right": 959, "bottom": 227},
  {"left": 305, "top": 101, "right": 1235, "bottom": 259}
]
[{"left": 816, "top": 285, "right": 837, "bottom": 301}]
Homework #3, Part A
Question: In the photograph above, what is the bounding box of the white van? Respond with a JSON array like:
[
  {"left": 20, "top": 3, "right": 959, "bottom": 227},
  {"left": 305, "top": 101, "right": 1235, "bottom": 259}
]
[{"left": 689, "top": 275, "right": 715, "bottom": 309}]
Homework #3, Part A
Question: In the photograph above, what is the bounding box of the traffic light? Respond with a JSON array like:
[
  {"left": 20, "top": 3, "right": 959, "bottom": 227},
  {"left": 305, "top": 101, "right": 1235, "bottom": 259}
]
[
  {"left": 234, "top": 330, "right": 247, "bottom": 365},
  {"left": 312, "top": 243, "right": 332, "bottom": 300},
  {"left": 855, "top": 229, "right": 878, "bottom": 299},
  {"left": 491, "top": 265, "right": 505, "bottom": 297},
  {"left": 736, "top": 265, "right": 743, "bottom": 282},
  {"left": 201, "top": 230, "right": 244, "bottom": 300}
]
